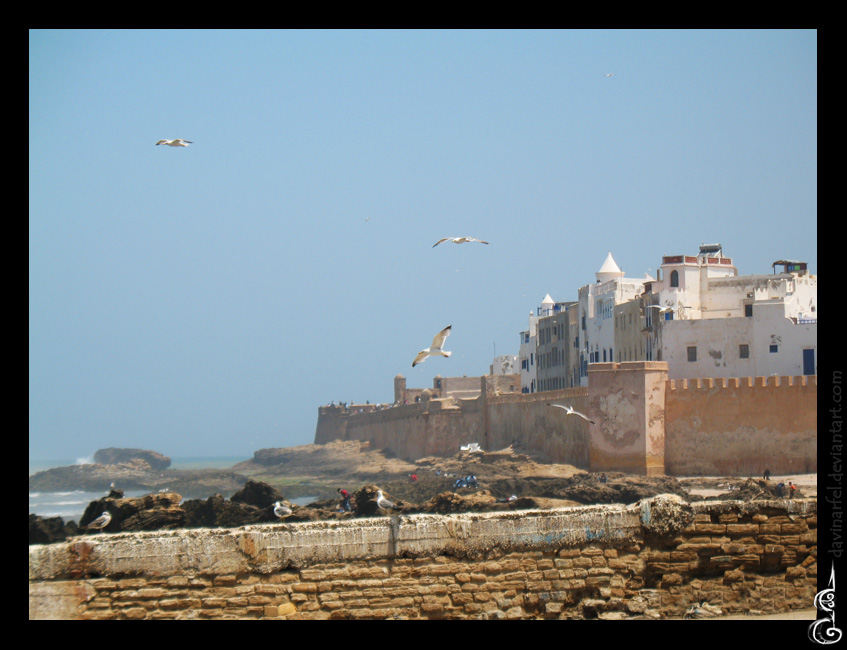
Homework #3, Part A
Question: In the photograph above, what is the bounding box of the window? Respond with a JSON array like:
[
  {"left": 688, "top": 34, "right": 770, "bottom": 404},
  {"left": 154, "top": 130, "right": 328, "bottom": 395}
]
[
  {"left": 670, "top": 270, "right": 679, "bottom": 288},
  {"left": 745, "top": 304, "right": 753, "bottom": 318},
  {"left": 739, "top": 344, "right": 749, "bottom": 359},
  {"left": 770, "top": 344, "right": 779, "bottom": 353},
  {"left": 687, "top": 346, "right": 697, "bottom": 362}
]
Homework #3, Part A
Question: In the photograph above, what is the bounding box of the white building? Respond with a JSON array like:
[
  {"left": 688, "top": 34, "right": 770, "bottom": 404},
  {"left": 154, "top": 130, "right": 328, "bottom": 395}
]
[
  {"left": 518, "top": 294, "right": 555, "bottom": 393},
  {"left": 518, "top": 245, "right": 817, "bottom": 393},
  {"left": 577, "top": 252, "right": 648, "bottom": 385},
  {"left": 647, "top": 250, "right": 817, "bottom": 379}
]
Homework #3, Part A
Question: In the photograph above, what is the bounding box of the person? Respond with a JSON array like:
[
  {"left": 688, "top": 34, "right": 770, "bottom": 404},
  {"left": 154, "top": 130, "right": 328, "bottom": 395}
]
[
  {"left": 409, "top": 473, "right": 418, "bottom": 482},
  {"left": 337, "top": 488, "right": 351, "bottom": 512},
  {"left": 599, "top": 473, "right": 607, "bottom": 484},
  {"left": 763, "top": 468, "right": 771, "bottom": 481},
  {"left": 776, "top": 481, "right": 785, "bottom": 498},
  {"left": 788, "top": 481, "right": 796, "bottom": 499}
]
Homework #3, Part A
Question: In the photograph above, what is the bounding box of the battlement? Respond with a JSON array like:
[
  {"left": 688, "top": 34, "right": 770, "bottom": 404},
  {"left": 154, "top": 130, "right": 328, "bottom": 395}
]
[{"left": 667, "top": 375, "right": 817, "bottom": 390}]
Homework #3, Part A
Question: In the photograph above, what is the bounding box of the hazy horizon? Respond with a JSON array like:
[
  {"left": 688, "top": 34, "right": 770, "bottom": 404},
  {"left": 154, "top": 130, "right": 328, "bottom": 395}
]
[{"left": 30, "top": 29, "right": 816, "bottom": 461}]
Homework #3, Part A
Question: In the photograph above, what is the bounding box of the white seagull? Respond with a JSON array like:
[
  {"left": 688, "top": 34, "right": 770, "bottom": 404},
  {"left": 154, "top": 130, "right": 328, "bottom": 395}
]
[
  {"left": 87, "top": 511, "right": 112, "bottom": 533},
  {"left": 376, "top": 490, "right": 400, "bottom": 511},
  {"left": 412, "top": 325, "right": 452, "bottom": 367},
  {"left": 156, "top": 139, "right": 193, "bottom": 147},
  {"left": 646, "top": 305, "right": 674, "bottom": 314},
  {"left": 273, "top": 501, "right": 293, "bottom": 519},
  {"left": 604, "top": 73, "right": 615, "bottom": 77},
  {"left": 546, "top": 403, "right": 595, "bottom": 424},
  {"left": 432, "top": 237, "right": 490, "bottom": 248}
]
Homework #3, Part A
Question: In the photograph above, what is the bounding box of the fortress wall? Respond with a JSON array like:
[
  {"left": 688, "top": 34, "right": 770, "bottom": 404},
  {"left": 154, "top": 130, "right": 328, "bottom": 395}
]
[
  {"left": 315, "top": 369, "right": 817, "bottom": 476},
  {"left": 486, "top": 388, "right": 590, "bottom": 466},
  {"left": 664, "top": 375, "right": 817, "bottom": 476},
  {"left": 29, "top": 496, "right": 817, "bottom": 620},
  {"left": 322, "top": 399, "right": 487, "bottom": 460}
]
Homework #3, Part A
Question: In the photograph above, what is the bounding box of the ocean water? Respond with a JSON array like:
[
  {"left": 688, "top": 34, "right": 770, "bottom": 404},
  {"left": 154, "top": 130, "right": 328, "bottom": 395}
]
[{"left": 29, "top": 456, "right": 314, "bottom": 525}]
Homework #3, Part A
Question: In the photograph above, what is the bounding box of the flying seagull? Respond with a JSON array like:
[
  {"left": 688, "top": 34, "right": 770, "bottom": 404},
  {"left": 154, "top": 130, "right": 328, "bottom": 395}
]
[
  {"left": 376, "top": 490, "right": 400, "bottom": 511},
  {"left": 412, "top": 325, "right": 452, "bottom": 367},
  {"left": 86, "top": 511, "right": 112, "bottom": 533},
  {"left": 646, "top": 305, "right": 674, "bottom": 314},
  {"left": 273, "top": 501, "right": 293, "bottom": 519},
  {"left": 156, "top": 139, "right": 193, "bottom": 147},
  {"left": 433, "top": 237, "right": 490, "bottom": 247},
  {"left": 604, "top": 73, "right": 615, "bottom": 77},
  {"left": 546, "top": 403, "right": 595, "bottom": 424}
]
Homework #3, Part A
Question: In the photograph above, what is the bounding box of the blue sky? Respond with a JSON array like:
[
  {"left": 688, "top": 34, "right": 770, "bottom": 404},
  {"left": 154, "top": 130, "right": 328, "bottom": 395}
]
[{"left": 29, "top": 29, "right": 817, "bottom": 462}]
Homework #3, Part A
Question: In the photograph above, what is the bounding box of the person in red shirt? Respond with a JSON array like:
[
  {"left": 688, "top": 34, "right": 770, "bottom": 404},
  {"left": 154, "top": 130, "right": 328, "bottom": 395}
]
[{"left": 337, "top": 488, "right": 351, "bottom": 512}]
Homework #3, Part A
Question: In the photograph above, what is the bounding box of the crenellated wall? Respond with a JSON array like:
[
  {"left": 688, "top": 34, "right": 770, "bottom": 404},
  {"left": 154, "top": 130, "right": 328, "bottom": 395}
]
[
  {"left": 29, "top": 496, "right": 817, "bottom": 620},
  {"left": 664, "top": 375, "right": 818, "bottom": 476},
  {"left": 315, "top": 365, "right": 816, "bottom": 477}
]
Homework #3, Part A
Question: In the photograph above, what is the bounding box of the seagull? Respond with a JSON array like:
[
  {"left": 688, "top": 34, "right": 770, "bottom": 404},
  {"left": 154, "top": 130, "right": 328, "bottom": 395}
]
[
  {"left": 156, "top": 139, "right": 193, "bottom": 147},
  {"left": 273, "top": 501, "right": 293, "bottom": 519},
  {"left": 546, "top": 403, "right": 595, "bottom": 424},
  {"left": 604, "top": 73, "right": 615, "bottom": 77},
  {"left": 376, "top": 490, "right": 400, "bottom": 511},
  {"left": 412, "top": 325, "right": 452, "bottom": 367},
  {"left": 86, "top": 511, "right": 112, "bottom": 533},
  {"left": 646, "top": 305, "right": 674, "bottom": 314},
  {"left": 432, "top": 237, "right": 490, "bottom": 248}
]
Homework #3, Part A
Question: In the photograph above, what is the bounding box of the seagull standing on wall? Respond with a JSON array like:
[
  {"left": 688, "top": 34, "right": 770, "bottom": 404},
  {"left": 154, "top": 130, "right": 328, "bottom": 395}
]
[
  {"left": 86, "top": 511, "right": 112, "bottom": 533},
  {"left": 432, "top": 237, "right": 489, "bottom": 247},
  {"left": 412, "top": 325, "right": 452, "bottom": 367},
  {"left": 273, "top": 501, "right": 293, "bottom": 519},
  {"left": 546, "top": 403, "right": 596, "bottom": 424},
  {"left": 156, "top": 139, "right": 193, "bottom": 147},
  {"left": 376, "top": 490, "right": 400, "bottom": 512}
]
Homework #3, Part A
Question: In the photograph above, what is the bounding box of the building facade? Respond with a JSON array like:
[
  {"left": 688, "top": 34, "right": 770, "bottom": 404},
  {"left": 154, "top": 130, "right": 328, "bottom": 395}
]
[{"left": 517, "top": 246, "right": 816, "bottom": 392}]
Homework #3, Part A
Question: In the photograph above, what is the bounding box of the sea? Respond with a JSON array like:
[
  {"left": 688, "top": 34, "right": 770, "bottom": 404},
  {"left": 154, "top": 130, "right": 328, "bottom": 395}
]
[{"left": 29, "top": 456, "right": 316, "bottom": 525}]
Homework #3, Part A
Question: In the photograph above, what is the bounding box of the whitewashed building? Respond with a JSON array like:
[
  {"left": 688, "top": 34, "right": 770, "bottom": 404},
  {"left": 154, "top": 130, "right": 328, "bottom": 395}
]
[
  {"left": 576, "top": 252, "right": 648, "bottom": 386},
  {"left": 646, "top": 249, "right": 817, "bottom": 379}
]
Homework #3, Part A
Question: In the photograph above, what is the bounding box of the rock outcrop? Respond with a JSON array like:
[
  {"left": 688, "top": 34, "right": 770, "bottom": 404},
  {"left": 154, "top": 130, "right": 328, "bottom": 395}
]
[{"left": 93, "top": 448, "right": 171, "bottom": 470}]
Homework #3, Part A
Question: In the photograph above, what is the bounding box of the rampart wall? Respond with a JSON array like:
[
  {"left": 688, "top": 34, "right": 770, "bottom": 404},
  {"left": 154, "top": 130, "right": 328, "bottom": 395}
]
[
  {"left": 664, "top": 375, "right": 818, "bottom": 476},
  {"left": 316, "top": 364, "right": 816, "bottom": 476},
  {"left": 29, "top": 496, "right": 817, "bottom": 620}
]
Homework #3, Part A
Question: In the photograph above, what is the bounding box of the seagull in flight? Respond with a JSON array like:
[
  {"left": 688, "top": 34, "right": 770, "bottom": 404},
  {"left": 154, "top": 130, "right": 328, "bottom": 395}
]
[
  {"left": 273, "top": 501, "right": 293, "bottom": 519},
  {"left": 433, "top": 237, "right": 490, "bottom": 248},
  {"left": 604, "top": 73, "right": 615, "bottom": 77},
  {"left": 546, "top": 403, "right": 595, "bottom": 424},
  {"left": 86, "top": 511, "right": 112, "bottom": 533},
  {"left": 646, "top": 305, "right": 674, "bottom": 314},
  {"left": 412, "top": 325, "right": 452, "bottom": 367},
  {"left": 156, "top": 139, "right": 193, "bottom": 147},
  {"left": 376, "top": 490, "right": 400, "bottom": 512}
]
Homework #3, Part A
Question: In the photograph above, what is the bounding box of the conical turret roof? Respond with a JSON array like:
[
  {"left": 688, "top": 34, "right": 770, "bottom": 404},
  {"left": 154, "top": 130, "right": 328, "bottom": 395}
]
[{"left": 596, "top": 252, "right": 624, "bottom": 282}]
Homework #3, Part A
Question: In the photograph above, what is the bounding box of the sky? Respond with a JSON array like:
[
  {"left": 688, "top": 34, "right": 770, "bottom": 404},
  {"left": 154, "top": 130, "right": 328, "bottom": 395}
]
[{"left": 29, "top": 29, "right": 817, "bottom": 463}]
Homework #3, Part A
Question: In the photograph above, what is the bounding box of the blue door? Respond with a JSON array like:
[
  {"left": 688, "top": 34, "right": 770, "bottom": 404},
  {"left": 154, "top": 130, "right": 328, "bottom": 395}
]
[{"left": 802, "top": 349, "right": 815, "bottom": 375}]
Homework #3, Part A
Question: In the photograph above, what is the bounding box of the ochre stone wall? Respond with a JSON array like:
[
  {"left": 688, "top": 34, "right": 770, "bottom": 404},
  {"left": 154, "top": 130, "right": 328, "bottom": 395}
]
[
  {"left": 664, "top": 375, "right": 817, "bottom": 476},
  {"left": 315, "top": 368, "right": 816, "bottom": 477},
  {"left": 30, "top": 496, "right": 817, "bottom": 620}
]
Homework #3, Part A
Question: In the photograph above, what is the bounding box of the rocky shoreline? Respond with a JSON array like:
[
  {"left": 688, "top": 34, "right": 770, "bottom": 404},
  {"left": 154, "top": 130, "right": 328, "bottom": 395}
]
[{"left": 30, "top": 442, "right": 813, "bottom": 545}]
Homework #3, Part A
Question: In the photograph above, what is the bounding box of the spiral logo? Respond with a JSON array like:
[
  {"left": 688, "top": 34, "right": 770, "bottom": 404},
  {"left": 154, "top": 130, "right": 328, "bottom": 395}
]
[{"left": 809, "top": 564, "right": 841, "bottom": 645}]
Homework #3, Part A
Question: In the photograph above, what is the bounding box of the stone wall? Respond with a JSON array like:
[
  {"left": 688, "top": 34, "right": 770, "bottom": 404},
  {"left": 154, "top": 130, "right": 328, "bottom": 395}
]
[
  {"left": 29, "top": 496, "right": 817, "bottom": 620},
  {"left": 664, "top": 375, "right": 817, "bottom": 476},
  {"left": 315, "top": 366, "right": 816, "bottom": 476}
]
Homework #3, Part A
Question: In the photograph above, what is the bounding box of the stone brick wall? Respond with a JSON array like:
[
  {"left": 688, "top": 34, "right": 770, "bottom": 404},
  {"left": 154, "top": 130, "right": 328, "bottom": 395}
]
[
  {"left": 314, "top": 367, "right": 816, "bottom": 476},
  {"left": 29, "top": 496, "right": 817, "bottom": 620}
]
